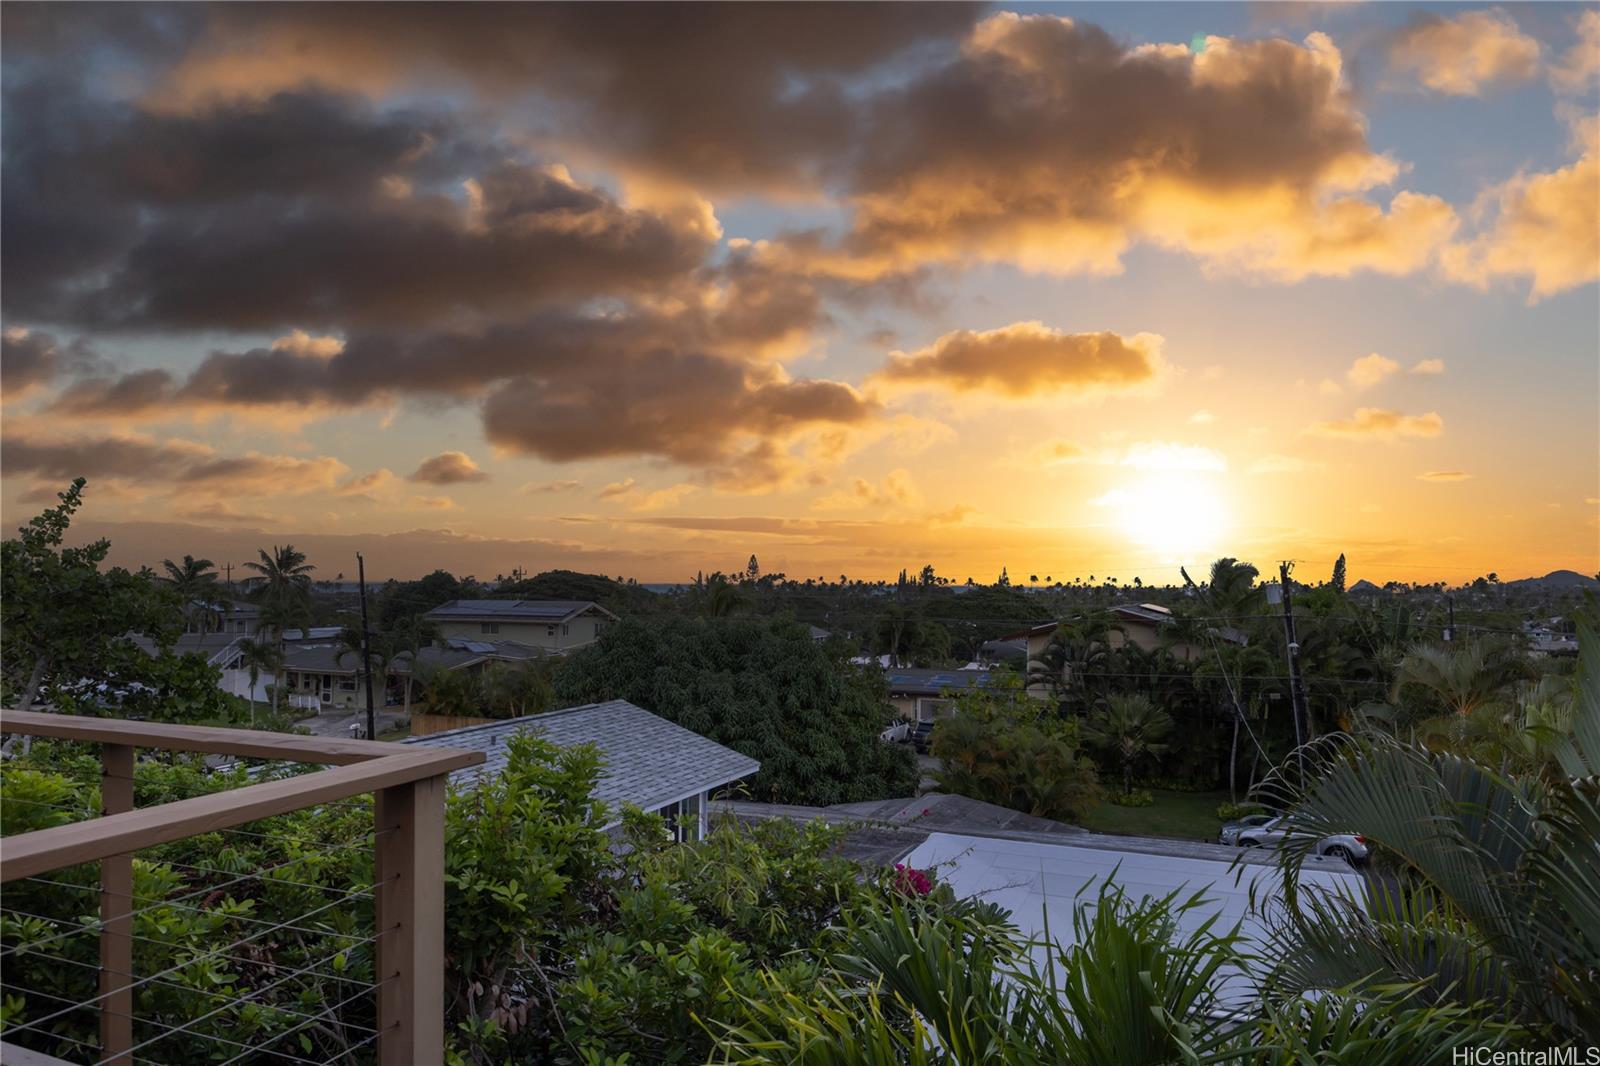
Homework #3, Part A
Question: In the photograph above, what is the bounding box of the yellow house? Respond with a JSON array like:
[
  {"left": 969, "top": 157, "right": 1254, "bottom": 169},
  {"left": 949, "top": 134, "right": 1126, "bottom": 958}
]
[
  {"left": 423, "top": 599, "right": 619, "bottom": 650},
  {"left": 1014, "top": 603, "right": 1231, "bottom": 697}
]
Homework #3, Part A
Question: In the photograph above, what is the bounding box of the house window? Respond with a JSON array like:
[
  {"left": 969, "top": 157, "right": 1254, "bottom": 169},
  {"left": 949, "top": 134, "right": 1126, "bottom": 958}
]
[
  {"left": 481, "top": 622, "right": 499, "bottom": 635},
  {"left": 546, "top": 624, "right": 557, "bottom": 637},
  {"left": 562, "top": 623, "right": 570, "bottom": 636},
  {"left": 339, "top": 678, "right": 357, "bottom": 691},
  {"left": 594, "top": 621, "right": 607, "bottom": 635},
  {"left": 653, "top": 795, "right": 702, "bottom": 843}
]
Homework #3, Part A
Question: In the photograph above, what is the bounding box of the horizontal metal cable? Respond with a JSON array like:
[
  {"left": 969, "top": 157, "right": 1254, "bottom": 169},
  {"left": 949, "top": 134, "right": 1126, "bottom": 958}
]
[
  {"left": 106, "top": 938, "right": 391, "bottom": 1062},
  {"left": 6, "top": 939, "right": 383, "bottom": 1021},
  {"left": 0, "top": 893, "right": 384, "bottom": 1038},
  {"left": 3, "top": 854, "right": 380, "bottom": 959},
  {"left": 175, "top": 983, "right": 387, "bottom": 1066}
]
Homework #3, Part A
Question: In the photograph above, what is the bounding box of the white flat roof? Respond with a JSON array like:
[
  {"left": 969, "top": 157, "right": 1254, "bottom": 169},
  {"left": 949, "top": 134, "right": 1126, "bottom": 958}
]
[{"left": 900, "top": 831, "right": 1364, "bottom": 1008}]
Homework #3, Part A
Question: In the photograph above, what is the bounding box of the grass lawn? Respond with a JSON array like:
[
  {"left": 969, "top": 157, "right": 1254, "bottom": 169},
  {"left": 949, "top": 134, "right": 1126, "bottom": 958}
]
[{"left": 1081, "top": 789, "right": 1233, "bottom": 842}]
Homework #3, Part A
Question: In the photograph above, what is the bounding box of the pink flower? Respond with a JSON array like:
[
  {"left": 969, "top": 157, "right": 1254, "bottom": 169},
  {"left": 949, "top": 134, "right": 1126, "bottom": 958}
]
[{"left": 891, "top": 864, "right": 933, "bottom": 897}]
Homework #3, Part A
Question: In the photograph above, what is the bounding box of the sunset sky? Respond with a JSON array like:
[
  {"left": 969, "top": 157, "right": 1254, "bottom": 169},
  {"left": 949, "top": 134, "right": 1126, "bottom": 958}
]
[{"left": 2, "top": 2, "right": 1596, "bottom": 585}]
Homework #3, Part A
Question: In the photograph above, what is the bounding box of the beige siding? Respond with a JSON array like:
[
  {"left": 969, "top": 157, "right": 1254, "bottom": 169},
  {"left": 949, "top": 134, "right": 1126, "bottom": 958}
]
[{"left": 433, "top": 611, "right": 608, "bottom": 650}]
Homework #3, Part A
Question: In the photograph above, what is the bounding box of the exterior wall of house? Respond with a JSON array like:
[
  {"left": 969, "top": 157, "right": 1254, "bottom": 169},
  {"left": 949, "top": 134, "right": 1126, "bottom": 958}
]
[
  {"left": 283, "top": 669, "right": 363, "bottom": 710},
  {"left": 431, "top": 612, "right": 609, "bottom": 650},
  {"left": 889, "top": 694, "right": 956, "bottom": 722}
]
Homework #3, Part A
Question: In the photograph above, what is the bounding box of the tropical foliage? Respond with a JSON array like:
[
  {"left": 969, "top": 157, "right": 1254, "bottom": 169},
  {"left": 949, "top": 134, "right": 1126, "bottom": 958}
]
[{"left": 556, "top": 616, "right": 917, "bottom": 805}]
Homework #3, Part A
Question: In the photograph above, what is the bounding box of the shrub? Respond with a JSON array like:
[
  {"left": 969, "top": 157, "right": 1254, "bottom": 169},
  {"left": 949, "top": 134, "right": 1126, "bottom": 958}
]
[
  {"left": 1216, "top": 800, "right": 1266, "bottom": 821},
  {"left": 1110, "top": 789, "right": 1154, "bottom": 808}
]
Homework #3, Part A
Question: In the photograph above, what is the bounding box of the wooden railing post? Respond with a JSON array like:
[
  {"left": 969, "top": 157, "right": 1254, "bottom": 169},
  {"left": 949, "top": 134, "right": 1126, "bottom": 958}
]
[
  {"left": 99, "top": 744, "right": 134, "bottom": 1065},
  {"left": 374, "top": 774, "right": 446, "bottom": 1066}
]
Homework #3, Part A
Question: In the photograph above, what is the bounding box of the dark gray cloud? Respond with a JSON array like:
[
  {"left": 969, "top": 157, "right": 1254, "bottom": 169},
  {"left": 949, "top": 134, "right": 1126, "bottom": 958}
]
[{"left": 1, "top": 330, "right": 101, "bottom": 397}]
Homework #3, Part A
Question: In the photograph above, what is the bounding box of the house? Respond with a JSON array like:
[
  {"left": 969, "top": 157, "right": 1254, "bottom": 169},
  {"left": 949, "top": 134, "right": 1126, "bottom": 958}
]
[
  {"left": 405, "top": 699, "right": 760, "bottom": 841},
  {"left": 278, "top": 637, "right": 551, "bottom": 711},
  {"left": 1011, "top": 603, "right": 1242, "bottom": 697},
  {"left": 423, "top": 599, "right": 618, "bottom": 650},
  {"left": 185, "top": 601, "right": 265, "bottom": 636},
  {"left": 884, "top": 667, "right": 993, "bottom": 723}
]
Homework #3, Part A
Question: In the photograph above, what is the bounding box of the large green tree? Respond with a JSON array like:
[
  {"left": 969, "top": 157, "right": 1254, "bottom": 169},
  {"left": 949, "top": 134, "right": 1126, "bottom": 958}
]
[
  {"left": 556, "top": 616, "right": 917, "bottom": 805},
  {"left": 1, "top": 480, "right": 174, "bottom": 711}
]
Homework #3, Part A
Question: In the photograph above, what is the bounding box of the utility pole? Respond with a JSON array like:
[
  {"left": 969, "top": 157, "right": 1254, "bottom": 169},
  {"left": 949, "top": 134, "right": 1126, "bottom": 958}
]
[
  {"left": 1444, "top": 596, "right": 1456, "bottom": 642},
  {"left": 1278, "top": 561, "right": 1310, "bottom": 781},
  {"left": 357, "top": 553, "right": 376, "bottom": 742}
]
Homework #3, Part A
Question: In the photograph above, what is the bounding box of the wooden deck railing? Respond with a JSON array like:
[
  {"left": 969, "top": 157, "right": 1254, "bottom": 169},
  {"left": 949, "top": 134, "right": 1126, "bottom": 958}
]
[{"left": 0, "top": 709, "right": 484, "bottom": 1066}]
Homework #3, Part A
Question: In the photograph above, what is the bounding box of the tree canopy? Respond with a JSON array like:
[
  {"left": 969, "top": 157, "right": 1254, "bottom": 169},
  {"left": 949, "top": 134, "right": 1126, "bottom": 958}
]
[{"left": 555, "top": 615, "right": 917, "bottom": 805}]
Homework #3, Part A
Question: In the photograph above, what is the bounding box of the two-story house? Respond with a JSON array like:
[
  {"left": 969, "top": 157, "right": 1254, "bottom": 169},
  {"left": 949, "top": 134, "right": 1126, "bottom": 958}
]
[{"left": 423, "top": 600, "right": 619, "bottom": 651}]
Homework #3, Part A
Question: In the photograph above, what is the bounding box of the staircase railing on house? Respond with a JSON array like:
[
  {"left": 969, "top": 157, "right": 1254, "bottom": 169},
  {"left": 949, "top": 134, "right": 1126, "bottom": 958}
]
[{"left": 0, "top": 709, "right": 483, "bottom": 1066}]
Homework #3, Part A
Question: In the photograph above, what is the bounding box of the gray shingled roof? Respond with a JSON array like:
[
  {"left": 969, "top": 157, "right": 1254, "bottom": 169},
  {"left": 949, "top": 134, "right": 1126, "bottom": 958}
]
[
  {"left": 404, "top": 699, "right": 760, "bottom": 823},
  {"left": 423, "top": 599, "right": 618, "bottom": 623}
]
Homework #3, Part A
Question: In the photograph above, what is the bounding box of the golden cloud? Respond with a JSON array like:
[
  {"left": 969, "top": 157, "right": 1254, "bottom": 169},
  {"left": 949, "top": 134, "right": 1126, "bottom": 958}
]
[
  {"left": 1442, "top": 149, "right": 1600, "bottom": 301},
  {"left": 835, "top": 17, "right": 1457, "bottom": 281},
  {"left": 1410, "top": 358, "right": 1446, "bottom": 375},
  {"left": 1551, "top": 10, "right": 1600, "bottom": 95},
  {"left": 408, "top": 450, "right": 489, "bottom": 485},
  {"left": 1347, "top": 353, "right": 1401, "bottom": 389},
  {"left": 812, "top": 468, "right": 920, "bottom": 512},
  {"left": 1417, "top": 470, "right": 1473, "bottom": 481},
  {"left": 873, "top": 323, "right": 1166, "bottom": 398},
  {"left": 1387, "top": 9, "right": 1541, "bottom": 96},
  {"left": 1307, "top": 407, "right": 1444, "bottom": 440}
]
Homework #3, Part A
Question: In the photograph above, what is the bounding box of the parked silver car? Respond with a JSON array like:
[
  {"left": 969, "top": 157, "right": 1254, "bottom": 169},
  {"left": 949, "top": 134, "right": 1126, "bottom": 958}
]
[
  {"left": 1217, "top": 813, "right": 1275, "bottom": 846},
  {"left": 1233, "top": 815, "right": 1369, "bottom": 865}
]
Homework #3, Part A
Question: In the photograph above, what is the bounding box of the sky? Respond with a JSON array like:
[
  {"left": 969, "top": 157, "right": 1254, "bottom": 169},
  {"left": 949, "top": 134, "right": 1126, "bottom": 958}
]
[{"left": 1, "top": 2, "right": 1596, "bottom": 585}]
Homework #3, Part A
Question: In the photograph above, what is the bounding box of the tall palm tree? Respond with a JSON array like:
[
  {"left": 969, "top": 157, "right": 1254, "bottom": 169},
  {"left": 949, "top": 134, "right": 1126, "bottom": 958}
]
[
  {"left": 160, "top": 554, "right": 221, "bottom": 633},
  {"left": 235, "top": 637, "right": 282, "bottom": 727},
  {"left": 245, "top": 544, "right": 315, "bottom": 606},
  {"left": 246, "top": 546, "right": 315, "bottom": 715},
  {"left": 1082, "top": 693, "right": 1174, "bottom": 795}
]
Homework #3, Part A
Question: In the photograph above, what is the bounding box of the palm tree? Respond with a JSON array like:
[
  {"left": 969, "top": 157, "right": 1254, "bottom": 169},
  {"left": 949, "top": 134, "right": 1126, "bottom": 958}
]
[
  {"left": 1389, "top": 640, "right": 1527, "bottom": 748},
  {"left": 335, "top": 626, "right": 393, "bottom": 715},
  {"left": 389, "top": 618, "right": 439, "bottom": 716},
  {"left": 235, "top": 637, "right": 282, "bottom": 727},
  {"left": 160, "top": 554, "right": 221, "bottom": 633},
  {"left": 245, "top": 544, "right": 315, "bottom": 606},
  {"left": 1255, "top": 612, "right": 1600, "bottom": 1043},
  {"left": 1082, "top": 693, "right": 1174, "bottom": 795}
]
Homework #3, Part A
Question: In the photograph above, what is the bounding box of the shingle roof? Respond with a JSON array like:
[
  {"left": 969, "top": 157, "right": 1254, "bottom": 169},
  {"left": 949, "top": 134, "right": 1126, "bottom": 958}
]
[
  {"left": 423, "top": 599, "right": 618, "bottom": 623},
  {"left": 404, "top": 699, "right": 760, "bottom": 822},
  {"left": 883, "top": 667, "right": 992, "bottom": 696}
]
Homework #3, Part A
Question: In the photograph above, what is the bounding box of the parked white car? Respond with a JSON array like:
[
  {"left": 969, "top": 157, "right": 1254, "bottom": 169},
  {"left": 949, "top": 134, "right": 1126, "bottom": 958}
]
[
  {"left": 1233, "top": 815, "right": 1370, "bottom": 865},
  {"left": 880, "top": 721, "right": 911, "bottom": 743}
]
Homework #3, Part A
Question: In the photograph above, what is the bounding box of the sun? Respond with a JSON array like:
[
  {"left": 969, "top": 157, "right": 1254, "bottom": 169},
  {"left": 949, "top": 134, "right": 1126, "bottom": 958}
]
[{"left": 1095, "top": 471, "right": 1230, "bottom": 562}]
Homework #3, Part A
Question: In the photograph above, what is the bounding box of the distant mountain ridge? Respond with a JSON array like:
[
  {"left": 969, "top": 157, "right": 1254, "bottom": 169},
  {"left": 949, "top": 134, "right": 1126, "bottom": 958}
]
[{"left": 1506, "top": 570, "right": 1600, "bottom": 590}]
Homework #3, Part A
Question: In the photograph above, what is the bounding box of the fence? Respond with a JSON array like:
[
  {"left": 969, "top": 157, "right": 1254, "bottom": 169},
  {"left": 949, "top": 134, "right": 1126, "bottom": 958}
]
[
  {"left": 407, "top": 715, "right": 497, "bottom": 737},
  {"left": 0, "top": 709, "right": 483, "bottom": 1066}
]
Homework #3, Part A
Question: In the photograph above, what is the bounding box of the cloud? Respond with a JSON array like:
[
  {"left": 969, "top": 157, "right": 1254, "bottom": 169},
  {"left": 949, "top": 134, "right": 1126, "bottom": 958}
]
[
  {"left": 1347, "top": 353, "right": 1401, "bottom": 389},
  {"left": 1188, "top": 409, "right": 1217, "bottom": 425},
  {"left": 1417, "top": 470, "right": 1473, "bottom": 482},
  {"left": 134, "top": 4, "right": 984, "bottom": 195},
  {"left": 1387, "top": 9, "right": 1541, "bottom": 96},
  {"left": 521, "top": 479, "right": 581, "bottom": 495},
  {"left": 1120, "top": 442, "right": 1227, "bottom": 472},
  {"left": 831, "top": 16, "right": 1456, "bottom": 281},
  {"left": 407, "top": 450, "right": 489, "bottom": 485},
  {"left": 1021, "top": 439, "right": 1090, "bottom": 468},
  {"left": 1550, "top": 10, "right": 1600, "bottom": 95},
  {"left": 1250, "top": 454, "right": 1324, "bottom": 475},
  {"left": 813, "top": 468, "right": 920, "bottom": 511},
  {"left": 873, "top": 323, "right": 1166, "bottom": 398},
  {"left": 628, "top": 483, "right": 700, "bottom": 512},
  {"left": 1306, "top": 407, "right": 1444, "bottom": 440},
  {"left": 0, "top": 431, "right": 348, "bottom": 496},
  {"left": 1317, "top": 378, "right": 1343, "bottom": 395},
  {"left": 1441, "top": 146, "right": 1600, "bottom": 301},
  {"left": 597, "top": 479, "right": 637, "bottom": 499},
  {"left": 1, "top": 329, "right": 100, "bottom": 398},
  {"left": 1410, "top": 358, "right": 1446, "bottom": 375}
]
